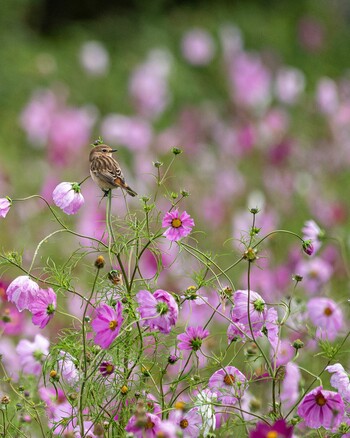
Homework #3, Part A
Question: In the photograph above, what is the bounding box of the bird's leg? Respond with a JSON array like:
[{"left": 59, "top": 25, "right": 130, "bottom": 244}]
[{"left": 102, "top": 189, "right": 111, "bottom": 198}]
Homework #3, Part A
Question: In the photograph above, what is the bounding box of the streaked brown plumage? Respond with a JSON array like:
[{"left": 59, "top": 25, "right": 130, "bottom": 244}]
[{"left": 89, "top": 145, "right": 137, "bottom": 197}]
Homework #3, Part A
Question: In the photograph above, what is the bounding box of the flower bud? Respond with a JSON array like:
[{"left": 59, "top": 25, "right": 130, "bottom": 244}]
[
  {"left": 250, "top": 207, "right": 260, "bottom": 214},
  {"left": 180, "top": 189, "right": 190, "bottom": 197},
  {"left": 171, "top": 147, "right": 182, "bottom": 155},
  {"left": 175, "top": 401, "right": 186, "bottom": 411},
  {"left": 243, "top": 247, "right": 258, "bottom": 262},
  {"left": 121, "top": 385, "right": 128, "bottom": 395},
  {"left": 292, "top": 339, "right": 304, "bottom": 350},
  {"left": 302, "top": 239, "right": 314, "bottom": 256},
  {"left": 1, "top": 395, "right": 10, "bottom": 405},
  {"left": 168, "top": 354, "right": 178, "bottom": 364},
  {"left": 49, "top": 370, "right": 59, "bottom": 380},
  {"left": 95, "top": 255, "right": 105, "bottom": 269},
  {"left": 153, "top": 161, "right": 163, "bottom": 168},
  {"left": 292, "top": 274, "right": 303, "bottom": 282}
]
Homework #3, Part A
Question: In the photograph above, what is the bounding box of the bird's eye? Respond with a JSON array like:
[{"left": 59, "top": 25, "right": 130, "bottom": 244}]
[{"left": 102, "top": 149, "right": 108, "bottom": 152}]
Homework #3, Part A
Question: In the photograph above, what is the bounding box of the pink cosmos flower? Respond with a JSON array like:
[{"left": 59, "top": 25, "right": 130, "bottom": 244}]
[
  {"left": 302, "top": 219, "right": 324, "bottom": 254},
  {"left": 316, "top": 77, "right": 339, "bottom": 114},
  {"left": 264, "top": 307, "right": 279, "bottom": 352},
  {"left": 295, "top": 257, "right": 333, "bottom": 294},
  {"left": 326, "top": 363, "right": 350, "bottom": 402},
  {"left": 0, "top": 197, "right": 12, "bottom": 218},
  {"left": 297, "top": 386, "right": 344, "bottom": 430},
  {"left": 208, "top": 366, "right": 248, "bottom": 402},
  {"left": 275, "top": 67, "right": 305, "bottom": 105},
  {"left": 162, "top": 209, "right": 195, "bottom": 241},
  {"left": 231, "top": 290, "right": 267, "bottom": 335},
  {"left": 177, "top": 326, "right": 209, "bottom": 351},
  {"left": 136, "top": 289, "right": 178, "bottom": 334},
  {"left": 52, "top": 182, "right": 84, "bottom": 215},
  {"left": 125, "top": 412, "right": 162, "bottom": 437},
  {"left": 99, "top": 361, "right": 115, "bottom": 377},
  {"left": 281, "top": 362, "right": 301, "bottom": 410},
  {"left": 28, "top": 287, "right": 57, "bottom": 328},
  {"left": 6, "top": 275, "right": 40, "bottom": 312},
  {"left": 169, "top": 408, "right": 202, "bottom": 437},
  {"left": 250, "top": 419, "right": 293, "bottom": 438},
  {"left": 307, "top": 297, "right": 343, "bottom": 341},
  {"left": 91, "top": 303, "right": 124, "bottom": 349},
  {"left": 16, "top": 334, "right": 50, "bottom": 375},
  {"left": 57, "top": 351, "right": 79, "bottom": 387},
  {"left": 0, "top": 303, "right": 25, "bottom": 335},
  {"left": 181, "top": 29, "right": 215, "bottom": 66},
  {"left": 79, "top": 40, "right": 110, "bottom": 76}
]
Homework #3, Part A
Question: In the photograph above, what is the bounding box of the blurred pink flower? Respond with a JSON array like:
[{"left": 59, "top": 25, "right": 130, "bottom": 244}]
[
  {"left": 307, "top": 297, "right": 343, "bottom": 341},
  {"left": 298, "top": 17, "right": 325, "bottom": 52},
  {"left": 52, "top": 182, "right": 84, "bottom": 215},
  {"left": 136, "top": 289, "right": 178, "bottom": 334},
  {"left": 16, "top": 334, "right": 49, "bottom": 375},
  {"left": 250, "top": 419, "right": 293, "bottom": 438},
  {"left": 326, "top": 363, "right": 350, "bottom": 402},
  {"left": 231, "top": 290, "right": 267, "bottom": 335},
  {"left": 275, "top": 67, "right": 305, "bottom": 104},
  {"left": 0, "top": 197, "right": 12, "bottom": 218},
  {"left": 79, "top": 40, "right": 109, "bottom": 76},
  {"left": 0, "top": 303, "right": 25, "bottom": 335},
  {"left": 101, "top": 113, "right": 153, "bottom": 151},
  {"left": 91, "top": 303, "right": 124, "bottom": 349},
  {"left": 229, "top": 52, "right": 271, "bottom": 110},
  {"left": 295, "top": 257, "right": 333, "bottom": 294},
  {"left": 129, "top": 49, "right": 172, "bottom": 119},
  {"left": 125, "top": 413, "right": 162, "bottom": 437},
  {"left": 274, "top": 339, "right": 295, "bottom": 367},
  {"left": 316, "top": 77, "right": 339, "bottom": 114},
  {"left": 181, "top": 29, "right": 215, "bottom": 65},
  {"left": 28, "top": 287, "right": 56, "bottom": 329},
  {"left": 57, "top": 351, "right": 80, "bottom": 387},
  {"left": 162, "top": 209, "right": 195, "bottom": 241},
  {"left": 6, "top": 275, "right": 40, "bottom": 312},
  {"left": 280, "top": 362, "right": 301, "bottom": 410},
  {"left": 265, "top": 307, "right": 279, "bottom": 351},
  {"left": 297, "top": 386, "right": 344, "bottom": 430},
  {"left": 177, "top": 326, "right": 209, "bottom": 351}
]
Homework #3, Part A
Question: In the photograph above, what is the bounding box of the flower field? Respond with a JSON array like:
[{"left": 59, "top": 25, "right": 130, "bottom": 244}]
[{"left": 1, "top": 1, "right": 350, "bottom": 436}]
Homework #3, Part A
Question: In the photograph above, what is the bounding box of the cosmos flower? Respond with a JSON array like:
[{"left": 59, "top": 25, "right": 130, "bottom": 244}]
[
  {"left": 302, "top": 219, "right": 324, "bottom": 254},
  {"left": 177, "top": 326, "right": 209, "bottom": 351},
  {"left": 250, "top": 418, "right": 293, "bottom": 438},
  {"left": 169, "top": 408, "right": 202, "bottom": 437},
  {"left": 231, "top": 290, "right": 267, "bottom": 335},
  {"left": 208, "top": 366, "right": 248, "bottom": 402},
  {"left": 16, "top": 334, "right": 50, "bottom": 376},
  {"left": 136, "top": 289, "right": 178, "bottom": 334},
  {"left": 0, "top": 197, "right": 12, "bottom": 218},
  {"left": 28, "top": 287, "right": 57, "bottom": 329},
  {"left": 125, "top": 412, "right": 162, "bottom": 437},
  {"left": 91, "top": 303, "right": 124, "bottom": 349},
  {"left": 181, "top": 29, "right": 215, "bottom": 66},
  {"left": 297, "top": 386, "right": 344, "bottom": 430},
  {"left": 6, "top": 276, "right": 40, "bottom": 312},
  {"left": 52, "top": 182, "right": 84, "bottom": 215},
  {"left": 307, "top": 297, "right": 343, "bottom": 341},
  {"left": 162, "top": 209, "right": 195, "bottom": 241},
  {"left": 99, "top": 361, "right": 115, "bottom": 377},
  {"left": 326, "top": 363, "right": 350, "bottom": 403}
]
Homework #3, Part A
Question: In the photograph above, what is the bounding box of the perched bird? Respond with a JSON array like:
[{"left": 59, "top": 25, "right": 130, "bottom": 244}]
[{"left": 89, "top": 144, "right": 137, "bottom": 197}]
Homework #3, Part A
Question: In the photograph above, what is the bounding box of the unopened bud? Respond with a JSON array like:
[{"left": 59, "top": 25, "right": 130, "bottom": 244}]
[
  {"left": 153, "top": 161, "right": 163, "bottom": 168},
  {"left": 121, "top": 385, "right": 128, "bottom": 395},
  {"left": 49, "top": 370, "right": 59, "bottom": 381},
  {"left": 1, "top": 395, "right": 10, "bottom": 405},
  {"left": 95, "top": 255, "right": 105, "bottom": 269},
  {"left": 292, "top": 274, "right": 303, "bottom": 282},
  {"left": 175, "top": 401, "right": 186, "bottom": 411},
  {"left": 292, "top": 339, "right": 304, "bottom": 350},
  {"left": 170, "top": 192, "right": 178, "bottom": 199},
  {"left": 249, "top": 207, "right": 259, "bottom": 214},
  {"left": 171, "top": 147, "right": 182, "bottom": 155},
  {"left": 168, "top": 354, "right": 178, "bottom": 364},
  {"left": 180, "top": 189, "right": 190, "bottom": 197},
  {"left": 302, "top": 240, "right": 314, "bottom": 256}
]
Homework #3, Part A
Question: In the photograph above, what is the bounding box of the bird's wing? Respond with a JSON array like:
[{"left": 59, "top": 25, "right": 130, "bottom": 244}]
[{"left": 91, "top": 156, "right": 127, "bottom": 187}]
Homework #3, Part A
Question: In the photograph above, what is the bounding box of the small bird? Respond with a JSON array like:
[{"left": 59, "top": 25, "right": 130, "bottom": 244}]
[{"left": 89, "top": 144, "right": 137, "bottom": 197}]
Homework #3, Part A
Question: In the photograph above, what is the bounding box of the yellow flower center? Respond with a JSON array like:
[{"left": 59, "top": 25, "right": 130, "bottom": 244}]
[
  {"left": 106, "top": 364, "right": 114, "bottom": 373},
  {"left": 315, "top": 393, "right": 326, "bottom": 406},
  {"left": 324, "top": 307, "right": 333, "bottom": 316},
  {"left": 145, "top": 418, "right": 154, "bottom": 429},
  {"left": 266, "top": 432, "right": 278, "bottom": 438},
  {"left": 223, "top": 374, "right": 235, "bottom": 386},
  {"left": 171, "top": 218, "right": 182, "bottom": 228},
  {"left": 175, "top": 401, "right": 186, "bottom": 410},
  {"left": 109, "top": 320, "right": 117, "bottom": 330},
  {"left": 180, "top": 419, "right": 189, "bottom": 429}
]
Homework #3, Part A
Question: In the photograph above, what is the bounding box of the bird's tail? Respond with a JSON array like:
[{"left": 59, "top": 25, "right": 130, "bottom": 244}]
[{"left": 125, "top": 185, "right": 137, "bottom": 197}]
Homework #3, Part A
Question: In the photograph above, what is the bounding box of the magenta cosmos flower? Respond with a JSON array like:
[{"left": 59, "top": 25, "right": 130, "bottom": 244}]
[
  {"left": 0, "top": 197, "right": 12, "bottom": 218},
  {"left": 169, "top": 408, "right": 202, "bottom": 437},
  {"left": 297, "top": 386, "right": 344, "bottom": 430},
  {"left": 209, "top": 366, "right": 248, "bottom": 402},
  {"left": 6, "top": 275, "right": 39, "bottom": 312},
  {"left": 125, "top": 412, "right": 162, "bottom": 438},
  {"left": 52, "top": 182, "right": 84, "bottom": 215},
  {"left": 162, "top": 209, "right": 195, "bottom": 241},
  {"left": 28, "top": 287, "right": 57, "bottom": 328},
  {"left": 307, "top": 297, "right": 343, "bottom": 341},
  {"left": 250, "top": 419, "right": 293, "bottom": 438},
  {"left": 16, "top": 334, "right": 50, "bottom": 375},
  {"left": 231, "top": 290, "right": 267, "bottom": 335},
  {"left": 136, "top": 289, "right": 178, "bottom": 334},
  {"left": 91, "top": 303, "right": 124, "bottom": 349},
  {"left": 177, "top": 326, "right": 209, "bottom": 351}
]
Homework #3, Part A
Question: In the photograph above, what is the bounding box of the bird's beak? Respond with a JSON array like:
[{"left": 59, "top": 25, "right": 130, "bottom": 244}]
[{"left": 110, "top": 149, "right": 118, "bottom": 153}]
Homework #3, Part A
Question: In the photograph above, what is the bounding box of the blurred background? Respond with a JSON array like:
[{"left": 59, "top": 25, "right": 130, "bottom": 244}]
[{"left": 1, "top": 0, "right": 350, "bottom": 303}]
